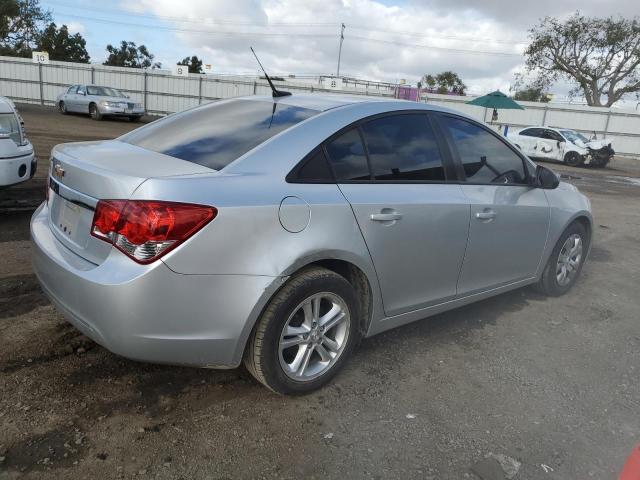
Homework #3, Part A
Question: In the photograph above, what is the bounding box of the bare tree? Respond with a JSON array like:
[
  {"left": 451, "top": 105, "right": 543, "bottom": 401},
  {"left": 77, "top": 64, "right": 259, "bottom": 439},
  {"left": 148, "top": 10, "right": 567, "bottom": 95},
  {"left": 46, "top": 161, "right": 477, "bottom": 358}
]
[{"left": 524, "top": 12, "right": 640, "bottom": 107}]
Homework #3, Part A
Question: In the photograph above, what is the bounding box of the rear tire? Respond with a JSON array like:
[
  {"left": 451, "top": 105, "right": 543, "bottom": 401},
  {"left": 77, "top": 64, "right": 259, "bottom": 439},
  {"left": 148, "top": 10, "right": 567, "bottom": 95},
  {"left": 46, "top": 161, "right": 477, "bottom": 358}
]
[
  {"left": 89, "top": 103, "right": 102, "bottom": 120},
  {"left": 128, "top": 115, "right": 141, "bottom": 122},
  {"left": 244, "top": 267, "right": 360, "bottom": 395},
  {"left": 564, "top": 151, "right": 583, "bottom": 167},
  {"left": 535, "top": 222, "right": 588, "bottom": 296}
]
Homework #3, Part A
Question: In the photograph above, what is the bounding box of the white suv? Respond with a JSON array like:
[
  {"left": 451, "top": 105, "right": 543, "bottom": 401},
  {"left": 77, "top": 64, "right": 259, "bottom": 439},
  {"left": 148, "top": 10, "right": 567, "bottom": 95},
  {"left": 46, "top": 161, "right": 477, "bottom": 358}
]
[
  {"left": 0, "top": 97, "right": 36, "bottom": 187},
  {"left": 508, "top": 126, "right": 614, "bottom": 168}
]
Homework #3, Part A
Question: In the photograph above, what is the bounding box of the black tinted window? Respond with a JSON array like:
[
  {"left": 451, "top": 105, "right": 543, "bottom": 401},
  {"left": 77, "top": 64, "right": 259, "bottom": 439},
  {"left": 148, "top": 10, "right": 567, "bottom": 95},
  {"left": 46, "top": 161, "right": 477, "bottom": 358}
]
[
  {"left": 543, "top": 130, "right": 563, "bottom": 141},
  {"left": 361, "top": 114, "right": 445, "bottom": 181},
  {"left": 121, "top": 99, "right": 318, "bottom": 170},
  {"left": 325, "top": 128, "right": 371, "bottom": 181},
  {"left": 294, "top": 149, "right": 334, "bottom": 182},
  {"left": 520, "top": 128, "right": 543, "bottom": 137},
  {"left": 443, "top": 116, "right": 527, "bottom": 184}
]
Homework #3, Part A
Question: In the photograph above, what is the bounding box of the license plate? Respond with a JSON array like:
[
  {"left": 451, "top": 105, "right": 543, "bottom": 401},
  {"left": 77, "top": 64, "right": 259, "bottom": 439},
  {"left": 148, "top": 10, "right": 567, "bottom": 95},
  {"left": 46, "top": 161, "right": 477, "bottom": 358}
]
[{"left": 59, "top": 200, "right": 80, "bottom": 236}]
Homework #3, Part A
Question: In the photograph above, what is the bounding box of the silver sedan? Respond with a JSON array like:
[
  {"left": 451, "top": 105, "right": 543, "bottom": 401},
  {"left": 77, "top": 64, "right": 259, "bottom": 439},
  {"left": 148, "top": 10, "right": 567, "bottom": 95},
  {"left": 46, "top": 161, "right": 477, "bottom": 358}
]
[
  {"left": 56, "top": 85, "right": 145, "bottom": 121},
  {"left": 31, "top": 94, "right": 592, "bottom": 394}
]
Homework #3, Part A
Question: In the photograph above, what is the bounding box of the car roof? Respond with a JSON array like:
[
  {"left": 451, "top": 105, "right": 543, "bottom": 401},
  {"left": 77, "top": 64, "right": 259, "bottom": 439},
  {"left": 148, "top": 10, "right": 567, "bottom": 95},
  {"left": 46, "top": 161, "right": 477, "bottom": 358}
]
[
  {"left": 243, "top": 93, "right": 434, "bottom": 112},
  {"left": 0, "top": 96, "right": 16, "bottom": 114}
]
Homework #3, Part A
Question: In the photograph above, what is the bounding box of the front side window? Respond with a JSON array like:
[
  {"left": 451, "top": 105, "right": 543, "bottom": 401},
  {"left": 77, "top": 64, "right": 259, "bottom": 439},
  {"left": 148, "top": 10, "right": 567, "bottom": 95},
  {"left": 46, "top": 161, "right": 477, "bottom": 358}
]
[
  {"left": 87, "top": 86, "right": 123, "bottom": 97},
  {"left": 0, "top": 113, "right": 21, "bottom": 145},
  {"left": 542, "top": 130, "right": 563, "bottom": 142},
  {"left": 324, "top": 128, "right": 371, "bottom": 181},
  {"left": 122, "top": 99, "right": 318, "bottom": 171},
  {"left": 67, "top": 85, "right": 77, "bottom": 94},
  {"left": 77, "top": 85, "right": 86, "bottom": 95},
  {"left": 442, "top": 116, "right": 527, "bottom": 185},
  {"left": 360, "top": 114, "right": 445, "bottom": 181}
]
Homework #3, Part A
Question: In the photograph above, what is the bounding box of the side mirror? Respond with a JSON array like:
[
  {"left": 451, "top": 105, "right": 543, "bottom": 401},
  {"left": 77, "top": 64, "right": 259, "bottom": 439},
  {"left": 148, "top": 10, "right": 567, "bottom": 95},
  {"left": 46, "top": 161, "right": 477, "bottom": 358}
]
[{"left": 534, "top": 165, "right": 560, "bottom": 189}]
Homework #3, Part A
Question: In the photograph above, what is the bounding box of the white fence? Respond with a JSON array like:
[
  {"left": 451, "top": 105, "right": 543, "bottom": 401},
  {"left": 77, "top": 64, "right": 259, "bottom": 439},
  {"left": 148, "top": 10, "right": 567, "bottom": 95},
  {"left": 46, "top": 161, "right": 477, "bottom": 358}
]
[{"left": 1, "top": 55, "right": 639, "bottom": 156}]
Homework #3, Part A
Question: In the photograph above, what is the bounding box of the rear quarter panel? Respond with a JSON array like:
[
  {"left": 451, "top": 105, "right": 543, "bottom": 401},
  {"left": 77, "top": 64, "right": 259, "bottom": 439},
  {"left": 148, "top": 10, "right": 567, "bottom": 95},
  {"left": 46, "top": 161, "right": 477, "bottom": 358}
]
[{"left": 133, "top": 174, "right": 378, "bottom": 280}]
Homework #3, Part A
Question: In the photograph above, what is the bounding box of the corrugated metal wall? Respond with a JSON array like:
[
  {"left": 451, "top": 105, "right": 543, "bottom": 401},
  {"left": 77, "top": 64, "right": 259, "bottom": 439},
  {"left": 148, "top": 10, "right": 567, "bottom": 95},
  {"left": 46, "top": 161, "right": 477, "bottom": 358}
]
[{"left": 1, "top": 55, "right": 639, "bottom": 155}]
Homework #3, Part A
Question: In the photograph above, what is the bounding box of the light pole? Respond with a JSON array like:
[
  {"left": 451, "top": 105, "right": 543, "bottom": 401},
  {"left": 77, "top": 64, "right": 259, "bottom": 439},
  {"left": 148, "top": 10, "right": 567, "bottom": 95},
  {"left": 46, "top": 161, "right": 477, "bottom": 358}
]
[{"left": 336, "top": 23, "right": 345, "bottom": 77}]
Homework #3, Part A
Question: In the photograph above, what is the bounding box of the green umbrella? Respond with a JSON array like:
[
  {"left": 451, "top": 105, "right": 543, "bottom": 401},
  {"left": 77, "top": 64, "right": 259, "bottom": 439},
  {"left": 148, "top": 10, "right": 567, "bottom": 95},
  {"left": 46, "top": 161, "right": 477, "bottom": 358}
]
[
  {"left": 466, "top": 90, "right": 524, "bottom": 110},
  {"left": 466, "top": 90, "right": 524, "bottom": 123}
]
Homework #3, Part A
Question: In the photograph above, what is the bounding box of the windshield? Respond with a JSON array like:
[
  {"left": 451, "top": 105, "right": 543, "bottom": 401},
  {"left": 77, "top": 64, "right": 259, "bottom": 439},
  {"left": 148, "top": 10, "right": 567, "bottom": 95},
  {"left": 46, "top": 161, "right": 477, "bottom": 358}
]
[
  {"left": 560, "top": 129, "right": 589, "bottom": 144},
  {"left": 0, "top": 113, "right": 21, "bottom": 145},
  {"left": 87, "top": 86, "right": 124, "bottom": 97},
  {"left": 121, "top": 99, "right": 318, "bottom": 170}
]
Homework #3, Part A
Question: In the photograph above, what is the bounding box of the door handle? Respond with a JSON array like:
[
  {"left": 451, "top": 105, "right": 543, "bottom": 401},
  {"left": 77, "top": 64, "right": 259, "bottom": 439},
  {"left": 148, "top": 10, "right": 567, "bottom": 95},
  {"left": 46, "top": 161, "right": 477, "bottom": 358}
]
[
  {"left": 475, "top": 210, "right": 496, "bottom": 221},
  {"left": 370, "top": 213, "right": 402, "bottom": 222}
]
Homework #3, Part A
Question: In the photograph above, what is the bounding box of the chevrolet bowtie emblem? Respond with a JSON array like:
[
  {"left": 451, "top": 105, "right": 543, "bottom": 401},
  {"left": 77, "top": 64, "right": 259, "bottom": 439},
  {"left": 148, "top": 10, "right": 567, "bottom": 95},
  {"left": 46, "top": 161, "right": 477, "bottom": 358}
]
[{"left": 53, "top": 164, "right": 65, "bottom": 178}]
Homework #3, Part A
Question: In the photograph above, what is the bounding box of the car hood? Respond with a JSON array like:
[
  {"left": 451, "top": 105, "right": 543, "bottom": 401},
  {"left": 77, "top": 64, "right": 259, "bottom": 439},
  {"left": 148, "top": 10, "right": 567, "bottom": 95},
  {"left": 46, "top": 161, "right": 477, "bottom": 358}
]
[{"left": 584, "top": 139, "right": 610, "bottom": 149}]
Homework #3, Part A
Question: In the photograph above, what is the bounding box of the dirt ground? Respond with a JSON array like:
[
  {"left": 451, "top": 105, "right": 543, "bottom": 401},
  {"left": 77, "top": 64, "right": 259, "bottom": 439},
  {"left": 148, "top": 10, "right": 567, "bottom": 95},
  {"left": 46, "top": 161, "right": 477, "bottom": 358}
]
[{"left": 1, "top": 105, "right": 639, "bottom": 480}]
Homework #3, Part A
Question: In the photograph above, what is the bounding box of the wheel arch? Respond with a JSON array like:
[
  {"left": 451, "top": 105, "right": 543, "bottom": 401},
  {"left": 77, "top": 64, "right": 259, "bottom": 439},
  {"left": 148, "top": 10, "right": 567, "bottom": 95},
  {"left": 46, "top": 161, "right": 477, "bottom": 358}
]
[
  {"left": 233, "top": 255, "right": 381, "bottom": 367},
  {"left": 539, "top": 211, "right": 593, "bottom": 280}
]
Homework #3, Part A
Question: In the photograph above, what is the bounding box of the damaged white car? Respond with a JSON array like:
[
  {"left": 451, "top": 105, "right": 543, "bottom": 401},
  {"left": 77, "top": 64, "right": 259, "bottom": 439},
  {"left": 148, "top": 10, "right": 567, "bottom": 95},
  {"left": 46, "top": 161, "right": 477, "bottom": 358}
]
[{"left": 509, "top": 126, "right": 614, "bottom": 168}]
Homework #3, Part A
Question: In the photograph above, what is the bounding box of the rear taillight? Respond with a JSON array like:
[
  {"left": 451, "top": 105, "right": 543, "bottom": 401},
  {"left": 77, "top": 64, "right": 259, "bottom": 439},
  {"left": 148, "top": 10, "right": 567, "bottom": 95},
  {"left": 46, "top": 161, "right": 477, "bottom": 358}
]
[{"left": 91, "top": 200, "right": 216, "bottom": 264}]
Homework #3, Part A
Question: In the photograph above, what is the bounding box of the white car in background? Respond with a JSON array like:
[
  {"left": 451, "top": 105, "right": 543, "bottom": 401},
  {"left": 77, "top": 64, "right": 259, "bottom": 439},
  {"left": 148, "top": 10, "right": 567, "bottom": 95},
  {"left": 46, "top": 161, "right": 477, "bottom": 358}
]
[
  {"left": 509, "top": 126, "right": 614, "bottom": 168},
  {"left": 0, "top": 96, "right": 36, "bottom": 188}
]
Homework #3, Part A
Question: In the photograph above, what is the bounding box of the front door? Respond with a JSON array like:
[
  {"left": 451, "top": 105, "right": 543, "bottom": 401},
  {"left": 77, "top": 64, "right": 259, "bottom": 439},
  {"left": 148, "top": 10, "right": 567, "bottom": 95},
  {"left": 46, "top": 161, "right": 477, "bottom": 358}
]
[
  {"left": 324, "top": 114, "right": 470, "bottom": 316},
  {"left": 437, "top": 114, "right": 550, "bottom": 295}
]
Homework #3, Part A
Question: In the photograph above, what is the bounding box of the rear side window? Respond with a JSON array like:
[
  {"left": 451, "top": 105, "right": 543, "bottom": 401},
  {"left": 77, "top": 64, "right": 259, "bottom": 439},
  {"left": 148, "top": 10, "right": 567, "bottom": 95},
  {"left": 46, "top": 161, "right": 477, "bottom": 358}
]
[
  {"left": 121, "top": 99, "right": 318, "bottom": 171},
  {"left": 442, "top": 116, "right": 527, "bottom": 185},
  {"left": 520, "top": 128, "right": 541, "bottom": 137},
  {"left": 360, "top": 114, "right": 445, "bottom": 181},
  {"left": 294, "top": 149, "right": 334, "bottom": 182},
  {"left": 325, "top": 128, "right": 371, "bottom": 181}
]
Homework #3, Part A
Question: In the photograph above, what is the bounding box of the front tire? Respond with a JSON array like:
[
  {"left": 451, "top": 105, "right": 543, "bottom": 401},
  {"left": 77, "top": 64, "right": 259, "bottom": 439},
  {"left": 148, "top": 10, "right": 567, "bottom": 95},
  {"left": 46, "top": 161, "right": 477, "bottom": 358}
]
[
  {"left": 536, "top": 222, "right": 588, "bottom": 296},
  {"left": 244, "top": 267, "right": 360, "bottom": 395},
  {"left": 58, "top": 101, "right": 67, "bottom": 114},
  {"left": 564, "top": 151, "right": 584, "bottom": 167},
  {"left": 89, "top": 103, "right": 102, "bottom": 120}
]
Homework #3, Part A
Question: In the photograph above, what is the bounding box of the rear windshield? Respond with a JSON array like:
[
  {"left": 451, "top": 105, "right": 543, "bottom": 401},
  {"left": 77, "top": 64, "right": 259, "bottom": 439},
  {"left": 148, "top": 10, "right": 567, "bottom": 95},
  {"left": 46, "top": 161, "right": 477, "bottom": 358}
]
[{"left": 121, "top": 99, "right": 318, "bottom": 170}]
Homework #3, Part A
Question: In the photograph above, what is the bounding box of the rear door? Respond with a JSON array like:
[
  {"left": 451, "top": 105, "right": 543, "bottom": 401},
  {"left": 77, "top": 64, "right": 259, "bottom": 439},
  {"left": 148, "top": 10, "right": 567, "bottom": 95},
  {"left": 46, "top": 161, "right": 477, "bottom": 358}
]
[
  {"left": 436, "top": 114, "right": 550, "bottom": 295},
  {"left": 515, "top": 128, "right": 540, "bottom": 157},
  {"left": 325, "top": 112, "right": 470, "bottom": 316},
  {"left": 64, "top": 85, "right": 79, "bottom": 111}
]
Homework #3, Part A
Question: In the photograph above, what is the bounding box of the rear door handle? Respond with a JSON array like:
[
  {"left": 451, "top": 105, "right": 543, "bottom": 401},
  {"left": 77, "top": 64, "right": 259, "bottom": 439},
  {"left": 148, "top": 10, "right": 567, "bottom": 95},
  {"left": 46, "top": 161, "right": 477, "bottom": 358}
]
[
  {"left": 475, "top": 210, "right": 497, "bottom": 221},
  {"left": 370, "top": 213, "right": 402, "bottom": 222}
]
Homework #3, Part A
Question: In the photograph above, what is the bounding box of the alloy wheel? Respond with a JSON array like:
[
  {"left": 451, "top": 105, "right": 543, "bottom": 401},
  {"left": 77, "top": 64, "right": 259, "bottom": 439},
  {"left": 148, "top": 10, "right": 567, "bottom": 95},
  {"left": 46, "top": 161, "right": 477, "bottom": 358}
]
[
  {"left": 278, "top": 292, "right": 350, "bottom": 381},
  {"left": 556, "top": 233, "right": 583, "bottom": 286}
]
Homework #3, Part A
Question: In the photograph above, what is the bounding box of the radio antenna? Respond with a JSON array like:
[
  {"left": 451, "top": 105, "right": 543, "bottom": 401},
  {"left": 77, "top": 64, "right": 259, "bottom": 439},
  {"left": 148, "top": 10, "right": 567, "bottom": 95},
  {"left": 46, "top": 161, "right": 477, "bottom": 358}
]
[{"left": 250, "top": 47, "right": 291, "bottom": 98}]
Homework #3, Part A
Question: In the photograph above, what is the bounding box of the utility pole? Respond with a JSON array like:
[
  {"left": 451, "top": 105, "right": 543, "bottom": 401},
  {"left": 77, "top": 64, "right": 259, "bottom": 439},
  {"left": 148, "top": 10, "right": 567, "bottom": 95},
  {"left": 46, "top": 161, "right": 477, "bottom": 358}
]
[{"left": 336, "top": 23, "right": 345, "bottom": 77}]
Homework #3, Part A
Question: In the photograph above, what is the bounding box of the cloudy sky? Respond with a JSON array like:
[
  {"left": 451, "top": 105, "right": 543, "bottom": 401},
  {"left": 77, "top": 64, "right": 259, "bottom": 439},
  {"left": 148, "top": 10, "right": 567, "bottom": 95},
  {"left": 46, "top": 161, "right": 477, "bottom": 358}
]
[{"left": 41, "top": 0, "right": 637, "bottom": 98}]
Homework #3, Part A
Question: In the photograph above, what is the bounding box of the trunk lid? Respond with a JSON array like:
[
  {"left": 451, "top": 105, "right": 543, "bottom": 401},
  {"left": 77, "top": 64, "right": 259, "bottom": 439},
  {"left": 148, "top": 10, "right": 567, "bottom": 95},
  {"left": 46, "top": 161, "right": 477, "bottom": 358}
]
[{"left": 47, "top": 140, "right": 214, "bottom": 265}]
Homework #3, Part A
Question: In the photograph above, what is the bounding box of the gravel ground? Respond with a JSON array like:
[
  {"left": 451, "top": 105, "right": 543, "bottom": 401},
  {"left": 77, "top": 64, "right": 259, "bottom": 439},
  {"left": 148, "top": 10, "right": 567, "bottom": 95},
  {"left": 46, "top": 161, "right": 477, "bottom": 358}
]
[{"left": 1, "top": 105, "right": 639, "bottom": 480}]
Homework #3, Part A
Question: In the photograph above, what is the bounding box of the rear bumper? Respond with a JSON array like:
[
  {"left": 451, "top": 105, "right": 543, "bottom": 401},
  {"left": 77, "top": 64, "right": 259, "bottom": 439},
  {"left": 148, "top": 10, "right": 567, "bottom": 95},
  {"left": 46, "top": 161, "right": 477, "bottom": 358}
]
[
  {"left": 31, "top": 202, "right": 281, "bottom": 368},
  {"left": 0, "top": 152, "right": 36, "bottom": 187}
]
